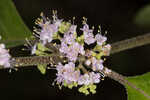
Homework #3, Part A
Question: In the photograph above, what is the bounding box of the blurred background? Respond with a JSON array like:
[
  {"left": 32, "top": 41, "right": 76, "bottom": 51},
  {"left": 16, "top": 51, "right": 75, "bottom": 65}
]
[{"left": 0, "top": 0, "right": 150, "bottom": 100}]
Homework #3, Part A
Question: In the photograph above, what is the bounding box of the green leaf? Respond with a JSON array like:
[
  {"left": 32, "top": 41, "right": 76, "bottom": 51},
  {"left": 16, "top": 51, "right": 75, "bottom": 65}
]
[
  {"left": 0, "top": 0, "right": 31, "bottom": 47},
  {"left": 126, "top": 72, "right": 150, "bottom": 100},
  {"left": 37, "top": 64, "right": 47, "bottom": 74},
  {"left": 134, "top": 5, "right": 150, "bottom": 28}
]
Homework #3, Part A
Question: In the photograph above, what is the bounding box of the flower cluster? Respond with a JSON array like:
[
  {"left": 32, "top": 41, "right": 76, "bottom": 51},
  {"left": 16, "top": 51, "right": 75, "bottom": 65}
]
[
  {"left": 56, "top": 62, "right": 80, "bottom": 85},
  {"left": 0, "top": 37, "right": 11, "bottom": 68},
  {"left": 33, "top": 11, "right": 111, "bottom": 95},
  {"left": 34, "top": 12, "right": 62, "bottom": 45}
]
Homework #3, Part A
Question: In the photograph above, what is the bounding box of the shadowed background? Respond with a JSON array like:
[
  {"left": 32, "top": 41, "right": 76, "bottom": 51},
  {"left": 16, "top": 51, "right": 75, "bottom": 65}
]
[{"left": 0, "top": 0, "right": 150, "bottom": 100}]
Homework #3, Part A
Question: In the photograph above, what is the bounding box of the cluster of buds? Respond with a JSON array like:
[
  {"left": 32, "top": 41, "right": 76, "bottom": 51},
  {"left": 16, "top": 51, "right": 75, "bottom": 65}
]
[{"left": 32, "top": 11, "right": 111, "bottom": 95}]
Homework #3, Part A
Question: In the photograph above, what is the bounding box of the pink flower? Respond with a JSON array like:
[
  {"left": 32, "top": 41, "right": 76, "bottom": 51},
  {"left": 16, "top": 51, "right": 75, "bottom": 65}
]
[
  {"left": 66, "top": 43, "right": 80, "bottom": 61},
  {"left": 59, "top": 42, "right": 85, "bottom": 62},
  {"left": 68, "top": 25, "right": 77, "bottom": 34},
  {"left": 84, "top": 32, "right": 96, "bottom": 45},
  {"left": 67, "top": 42, "right": 85, "bottom": 61},
  {"left": 80, "top": 24, "right": 93, "bottom": 34},
  {"left": 78, "top": 72, "right": 101, "bottom": 85},
  {"left": 63, "top": 33, "right": 76, "bottom": 45},
  {"left": 0, "top": 44, "right": 11, "bottom": 68},
  {"left": 89, "top": 72, "right": 101, "bottom": 83},
  {"left": 56, "top": 63, "right": 64, "bottom": 83},
  {"left": 91, "top": 57, "right": 104, "bottom": 71},
  {"left": 39, "top": 23, "right": 58, "bottom": 45},
  {"left": 95, "top": 34, "right": 107, "bottom": 46},
  {"left": 61, "top": 25, "right": 77, "bottom": 45},
  {"left": 35, "top": 14, "right": 62, "bottom": 45},
  {"left": 56, "top": 62, "right": 81, "bottom": 84},
  {"left": 81, "top": 24, "right": 95, "bottom": 45},
  {"left": 102, "top": 44, "right": 111, "bottom": 56},
  {"left": 78, "top": 44, "right": 85, "bottom": 55},
  {"left": 59, "top": 41, "right": 69, "bottom": 53},
  {"left": 53, "top": 19, "right": 62, "bottom": 28},
  {"left": 78, "top": 74, "right": 90, "bottom": 85},
  {"left": 56, "top": 63, "right": 64, "bottom": 74}
]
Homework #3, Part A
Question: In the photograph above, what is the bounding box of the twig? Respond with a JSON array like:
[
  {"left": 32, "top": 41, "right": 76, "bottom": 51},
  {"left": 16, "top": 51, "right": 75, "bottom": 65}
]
[{"left": 110, "top": 33, "right": 150, "bottom": 54}]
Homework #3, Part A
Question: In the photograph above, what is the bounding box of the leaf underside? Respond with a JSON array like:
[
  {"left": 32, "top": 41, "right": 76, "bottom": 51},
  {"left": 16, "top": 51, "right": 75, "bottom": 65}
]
[
  {"left": 0, "top": 0, "right": 31, "bottom": 48},
  {"left": 126, "top": 72, "right": 150, "bottom": 100}
]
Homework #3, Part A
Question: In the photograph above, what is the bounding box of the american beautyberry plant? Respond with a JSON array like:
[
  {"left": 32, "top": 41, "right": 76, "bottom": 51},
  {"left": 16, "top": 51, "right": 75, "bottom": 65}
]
[
  {"left": 0, "top": 11, "right": 112, "bottom": 95},
  {"left": 31, "top": 11, "right": 111, "bottom": 95},
  {"left": 1, "top": 0, "right": 150, "bottom": 99}
]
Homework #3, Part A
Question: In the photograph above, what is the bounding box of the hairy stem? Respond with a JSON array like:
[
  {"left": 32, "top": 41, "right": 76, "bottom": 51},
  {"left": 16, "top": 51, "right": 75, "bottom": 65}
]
[{"left": 110, "top": 33, "right": 150, "bottom": 54}]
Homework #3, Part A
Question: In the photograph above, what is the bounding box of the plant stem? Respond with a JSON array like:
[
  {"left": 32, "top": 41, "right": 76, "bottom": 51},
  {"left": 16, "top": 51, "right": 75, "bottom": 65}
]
[
  {"left": 110, "top": 33, "right": 150, "bottom": 54},
  {"left": 13, "top": 55, "right": 64, "bottom": 67},
  {"left": 104, "top": 68, "right": 150, "bottom": 99}
]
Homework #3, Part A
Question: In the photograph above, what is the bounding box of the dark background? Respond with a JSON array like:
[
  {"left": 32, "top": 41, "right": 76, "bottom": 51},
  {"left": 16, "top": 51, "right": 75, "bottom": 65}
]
[{"left": 0, "top": 0, "right": 150, "bottom": 100}]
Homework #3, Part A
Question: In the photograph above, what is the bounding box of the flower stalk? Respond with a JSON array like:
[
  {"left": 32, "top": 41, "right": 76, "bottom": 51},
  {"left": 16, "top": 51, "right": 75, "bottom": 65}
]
[{"left": 111, "top": 33, "right": 150, "bottom": 54}]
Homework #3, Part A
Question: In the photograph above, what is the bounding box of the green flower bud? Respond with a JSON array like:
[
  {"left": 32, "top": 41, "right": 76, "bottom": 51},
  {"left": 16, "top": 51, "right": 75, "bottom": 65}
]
[
  {"left": 37, "top": 43, "right": 49, "bottom": 51},
  {"left": 59, "top": 22, "right": 71, "bottom": 33},
  {"left": 37, "top": 64, "right": 47, "bottom": 74}
]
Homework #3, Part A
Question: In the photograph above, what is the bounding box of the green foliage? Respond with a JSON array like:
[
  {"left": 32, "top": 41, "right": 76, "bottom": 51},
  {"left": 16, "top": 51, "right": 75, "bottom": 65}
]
[
  {"left": 134, "top": 5, "right": 150, "bottom": 28},
  {"left": 0, "top": 0, "right": 31, "bottom": 47},
  {"left": 37, "top": 64, "right": 47, "bottom": 74},
  {"left": 78, "top": 84, "right": 97, "bottom": 95},
  {"left": 126, "top": 72, "right": 150, "bottom": 100}
]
